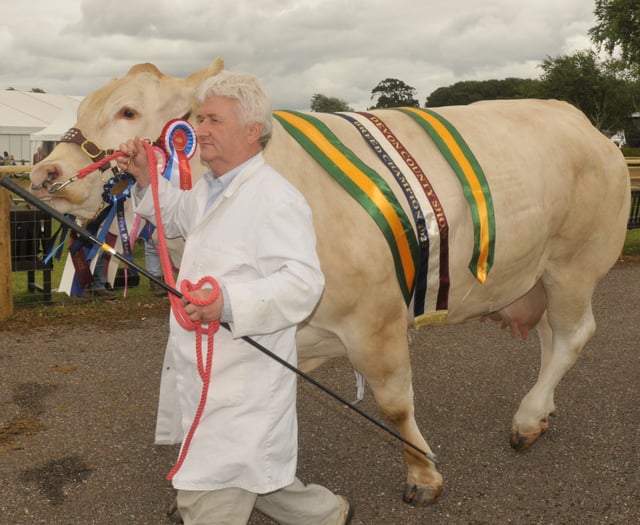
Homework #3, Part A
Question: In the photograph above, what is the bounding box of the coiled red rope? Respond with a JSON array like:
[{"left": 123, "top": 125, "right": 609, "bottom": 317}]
[{"left": 137, "top": 141, "right": 220, "bottom": 480}]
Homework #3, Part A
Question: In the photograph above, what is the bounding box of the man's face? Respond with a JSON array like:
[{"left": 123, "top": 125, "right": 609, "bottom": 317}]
[{"left": 195, "top": 95, "right": 261, "bottom": 177}]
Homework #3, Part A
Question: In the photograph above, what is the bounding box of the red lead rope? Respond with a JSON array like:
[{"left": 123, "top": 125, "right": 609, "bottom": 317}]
[
  {"left": 139, "top": 141, "right": 221, "bottom": 480},
  {"left": 75, "top": 151, "right": 125, "bottom": 179}
]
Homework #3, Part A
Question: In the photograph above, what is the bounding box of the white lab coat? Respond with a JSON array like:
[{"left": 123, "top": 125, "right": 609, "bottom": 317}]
[{"left": 134, "top": 154, "right": 325, "bottom": 492}]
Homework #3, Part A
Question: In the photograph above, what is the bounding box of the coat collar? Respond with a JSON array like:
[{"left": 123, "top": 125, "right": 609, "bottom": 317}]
[
  {"left": 221, "top": 152, "right": 265, "bottom": 198},
  {"left": 196, "top": 152, "right": 266, "bottom": 223}
]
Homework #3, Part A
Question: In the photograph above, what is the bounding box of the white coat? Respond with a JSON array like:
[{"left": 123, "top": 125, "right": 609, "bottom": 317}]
[{"left": 134, "top": 154, "right": 325, "bottom": 493}]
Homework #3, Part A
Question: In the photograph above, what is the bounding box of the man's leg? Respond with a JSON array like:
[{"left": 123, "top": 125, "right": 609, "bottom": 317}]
[
  {"left": 255, "top": 477, "right": 352, "bottom": 525},
  {"left": 176, "top": 488, "right": 256, "bottom": 525},
  {"left": 144, "top": 240, "right": 162, "bottom": 278}
]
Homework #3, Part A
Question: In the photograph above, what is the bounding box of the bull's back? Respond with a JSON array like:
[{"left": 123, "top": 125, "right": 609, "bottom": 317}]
[{"left": 267, "top": 100, "right": 629, "bottom": 323}]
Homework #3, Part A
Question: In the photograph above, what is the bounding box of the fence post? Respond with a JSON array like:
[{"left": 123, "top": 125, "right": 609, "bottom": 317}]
[{"left": 0, "top": 182, "right": 14, "bottom": 319}]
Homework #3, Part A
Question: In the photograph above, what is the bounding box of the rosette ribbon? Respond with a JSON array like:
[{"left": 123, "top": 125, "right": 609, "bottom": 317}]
[
  {"left": 157, "top": 118, "right": 197, "bottom": 189},
  {"left": 89, "top": 172, "right": 136, "bottom": 261},
  {"left": 66, "top": 173, "right": 136, "bottom": 296}
]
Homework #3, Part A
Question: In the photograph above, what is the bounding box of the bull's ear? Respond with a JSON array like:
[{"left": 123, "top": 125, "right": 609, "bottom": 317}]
[
  {"left": 185, "top": 58, "right": 224, "bottom": 87},
  {"left": 127, "top": 63, "right": 162, "bottom": 76},
  {"left": 159, "top": 58, "right": 224, "bottom": 118},
  {"left": 208, "top": 57, "right": 224, "bottom": 73}
]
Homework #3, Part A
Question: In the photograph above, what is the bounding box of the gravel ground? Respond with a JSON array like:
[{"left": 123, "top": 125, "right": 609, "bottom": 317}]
[{"left": 0, "top": 260, "right": 638, "bottom": 525}]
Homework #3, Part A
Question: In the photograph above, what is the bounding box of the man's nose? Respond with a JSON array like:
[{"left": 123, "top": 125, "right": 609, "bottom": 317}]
[{"left": 195, "top": 123, "right": 209, "bottom": 136}]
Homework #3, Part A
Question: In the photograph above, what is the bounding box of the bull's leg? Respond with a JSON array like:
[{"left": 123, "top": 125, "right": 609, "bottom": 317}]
[
  {"left": 346, "top": 320, "right": 442, "bottom": 507},
  {"left": 536, "top": 312, "right": 554, "bottom": 384},
  {"left": 510, "top": 278, "right": 596, "bottom": 451}
]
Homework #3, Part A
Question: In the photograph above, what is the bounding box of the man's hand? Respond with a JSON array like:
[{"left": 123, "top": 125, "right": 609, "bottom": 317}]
[
  {"left": 117, "top": 137, "right": 151, "bottom": 188},
  {"left": 182, "top": 288, "right": 224, "bottom": 324}
]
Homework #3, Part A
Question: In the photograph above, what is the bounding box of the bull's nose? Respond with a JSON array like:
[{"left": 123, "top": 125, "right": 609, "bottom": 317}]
[{"left": 30, "top": 164, "right": 61, "bottom": 189}]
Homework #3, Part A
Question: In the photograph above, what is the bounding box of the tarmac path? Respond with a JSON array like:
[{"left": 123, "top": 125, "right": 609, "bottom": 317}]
[{"left": 1, "top": 260, "right": 638, "bottom": 524}]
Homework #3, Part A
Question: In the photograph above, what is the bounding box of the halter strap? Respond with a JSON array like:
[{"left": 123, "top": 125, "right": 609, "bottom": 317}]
[{"left": 60, "top": 127, "right": 114, "bottom": 172}]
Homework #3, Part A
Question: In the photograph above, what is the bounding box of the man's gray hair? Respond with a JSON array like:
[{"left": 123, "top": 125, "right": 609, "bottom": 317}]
[{"left": 195, "top": 71, "right": 273, "bottom": 148}]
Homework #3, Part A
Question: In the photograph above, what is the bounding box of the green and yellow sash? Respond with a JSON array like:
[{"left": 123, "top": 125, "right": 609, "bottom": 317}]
[
  {"left": 398, "top": 108, "right": 495, "bottom": 283},
  {"left": 274, "top": 110, "right": 419, "bottom": 304},
  {"left": 273, "top": 108, "right": 496, "bottom": 315}
]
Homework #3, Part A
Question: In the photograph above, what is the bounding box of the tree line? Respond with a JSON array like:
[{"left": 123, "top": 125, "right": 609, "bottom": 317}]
[{"left": 311, "top": 0, "right": 640, "bottom": 135}]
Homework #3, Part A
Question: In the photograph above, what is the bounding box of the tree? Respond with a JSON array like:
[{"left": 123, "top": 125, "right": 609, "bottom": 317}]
[
  {"left": 369, "top": 78, "right": 419, "bottom": 109},
  {"left": 425, "top": 78, "right": 543, "bottom": 107},
  {"left": 310, "top": 93, "right": 353, "bottom": 112},
  {"left": 5, "top": 87, "right": 45, "bottom": 92},
  {"left": 538, "top": 49, "right": 640, "bottom": 131},
  {"left": 589, "top": 0, "right": 640, "bottom": 73}
]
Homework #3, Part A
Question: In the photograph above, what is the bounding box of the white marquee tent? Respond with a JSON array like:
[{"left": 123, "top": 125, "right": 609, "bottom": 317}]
[
  {"left": 30, "top": 103, "right": 80, "bottom": 142},
  {"left": 0, "top": 91, "right": 82, "bottom": 163}
]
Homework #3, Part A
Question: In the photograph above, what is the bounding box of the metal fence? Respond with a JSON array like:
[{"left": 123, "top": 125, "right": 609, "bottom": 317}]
[
  {"left": 10, "top": 206, "right": 53, "bottom": 304},
  {"left": 629, "top": 190, "right": 640, "bottom": 230}
]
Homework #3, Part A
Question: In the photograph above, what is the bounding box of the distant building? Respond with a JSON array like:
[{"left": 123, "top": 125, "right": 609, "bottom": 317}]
[{"left": 0, "top": 91, "right": 82, "bottom": 164}]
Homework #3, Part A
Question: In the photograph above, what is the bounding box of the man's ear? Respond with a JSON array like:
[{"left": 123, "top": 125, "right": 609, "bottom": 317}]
[{"left": 247, "top": 122, "right": 263, "bottom": 144}]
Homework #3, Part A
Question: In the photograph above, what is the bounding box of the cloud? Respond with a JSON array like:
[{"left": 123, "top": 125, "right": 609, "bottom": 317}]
[{"left": 1, "top": 0, "right": 598, "bottom": 110}]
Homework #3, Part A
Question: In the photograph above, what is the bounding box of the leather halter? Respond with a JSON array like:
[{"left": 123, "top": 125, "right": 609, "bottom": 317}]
[
  {"left": 31, "top": 127, "right": 121, "bottom": 194},
  {"left": 60, "top": 127, "right": 114, "bottom": 172}
]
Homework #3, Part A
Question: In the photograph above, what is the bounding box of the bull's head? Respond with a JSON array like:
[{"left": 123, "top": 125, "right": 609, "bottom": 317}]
[{"left": 30, "top": 57, "right": 225, "bottom": 219}]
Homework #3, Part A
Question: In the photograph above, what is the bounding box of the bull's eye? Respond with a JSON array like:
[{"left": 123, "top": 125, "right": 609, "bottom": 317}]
[{"left": 121, "top": 107, "right": 136, "bottom": 119}]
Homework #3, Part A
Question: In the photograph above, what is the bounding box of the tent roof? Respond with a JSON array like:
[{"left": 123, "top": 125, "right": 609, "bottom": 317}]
[
  {"left": 30, "top": 103, "right": 79, "bottom": 142},
  {"left": 0, "top": 91, "right": 82, "bottom": 135}
]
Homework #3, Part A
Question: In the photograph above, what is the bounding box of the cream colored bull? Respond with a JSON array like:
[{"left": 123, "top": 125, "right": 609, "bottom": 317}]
[{"left": 29, "top": 58, "right": 630, "bottom": 506}]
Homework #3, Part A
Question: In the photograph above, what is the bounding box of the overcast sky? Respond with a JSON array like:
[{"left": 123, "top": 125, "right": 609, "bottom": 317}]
[{"left": 1, "top": 0, "right": 598, "bottom": 110}]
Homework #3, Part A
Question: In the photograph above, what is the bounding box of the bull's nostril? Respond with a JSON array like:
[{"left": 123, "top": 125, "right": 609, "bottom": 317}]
[
  {"left": 41, "top": 169, "right": 60, "bottom": 188},
  {"left": 30, "top": 166, "right": 62, "bottom": 193}
]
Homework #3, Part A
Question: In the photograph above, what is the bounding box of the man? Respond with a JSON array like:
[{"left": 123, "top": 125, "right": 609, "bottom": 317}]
[
  {"left": 117, "top": 71, "right": 353, "bottom": 525},
  {"left": 33, "top": 146, "right": 44, "bottom": 165}
]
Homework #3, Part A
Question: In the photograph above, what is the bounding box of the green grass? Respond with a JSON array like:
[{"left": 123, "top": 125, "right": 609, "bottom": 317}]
[
  {"left": 5, "top": 226, "right": 170, "bottom": 329},
  {"left": 622, "top": 146, "right": 640, "bottom": 157},
  {"left": 11, "top": 219, "right": 157, "bottom": 306},
  {"left": 623, "top": 228, "right": 640, "bottom": 256}
]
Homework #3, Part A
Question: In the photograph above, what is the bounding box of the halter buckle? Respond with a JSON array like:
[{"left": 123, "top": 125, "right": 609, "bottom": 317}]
[{"left": 80, "top": 139, "right": 105, "bottom": 160}]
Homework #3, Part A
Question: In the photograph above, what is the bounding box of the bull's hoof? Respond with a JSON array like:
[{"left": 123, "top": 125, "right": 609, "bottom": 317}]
[
  {"left": 403, "top": 482, "right": 442, "bottom": 507},
  {"left": 510, "top": 421, "right": 549, "bottom": 452}
]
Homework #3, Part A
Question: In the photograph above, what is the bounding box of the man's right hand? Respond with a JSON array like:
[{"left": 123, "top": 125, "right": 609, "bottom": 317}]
[{"left": 117, "top": 137, "right": 151, "bottom": 188}]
